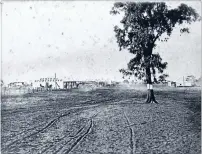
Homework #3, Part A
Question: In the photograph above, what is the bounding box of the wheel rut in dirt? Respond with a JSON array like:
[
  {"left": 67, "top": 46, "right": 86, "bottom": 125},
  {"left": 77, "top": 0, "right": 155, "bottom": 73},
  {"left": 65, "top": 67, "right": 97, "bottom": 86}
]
[
  {"left": 2, "top": 110, "right": 75, "bottom": 151},
  {"left": 123, "top": 111, "right": 135, "bottom": 154},
  {"left": 41, "top": 111, "right": 99, "bottom": 154},
  {"left": 63, "top": 119, "right": 93, "bottom": 154},
  {"left": 3, "top": 98, "right": 133, "bottom": 153},
  {"left": 40, "top": 122, "right": 87, "bottom": 154}
]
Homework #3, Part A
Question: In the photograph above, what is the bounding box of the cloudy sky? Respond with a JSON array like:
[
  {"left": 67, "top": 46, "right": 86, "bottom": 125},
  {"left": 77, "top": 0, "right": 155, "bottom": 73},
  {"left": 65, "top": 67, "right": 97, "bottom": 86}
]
[{"left": 2, "top": 1, "right": 201, "bottom": 84}]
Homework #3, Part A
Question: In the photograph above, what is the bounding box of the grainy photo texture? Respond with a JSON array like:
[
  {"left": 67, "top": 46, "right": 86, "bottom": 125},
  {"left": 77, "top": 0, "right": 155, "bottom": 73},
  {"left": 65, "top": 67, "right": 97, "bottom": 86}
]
[{"left": 1, "top": 1, "right": 201, "bottom": 154}]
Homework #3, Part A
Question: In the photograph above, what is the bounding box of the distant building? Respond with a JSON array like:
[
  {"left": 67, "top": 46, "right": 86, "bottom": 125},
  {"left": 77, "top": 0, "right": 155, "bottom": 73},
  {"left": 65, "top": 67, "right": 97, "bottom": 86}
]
[
  {"left": 98, "top": 81, "right": 106, "bottom": 87},
  {"left": 185, "top": 75, "right": 196, "bottom": 86},
  {"left": 175, "top": 76, "right": 196, "bottom": 87},
  {"left": 176, "top": 81, "right": 194, "bottom": 87},
  {"left": 33, "top": 77, "right": 63, "bottom": 89},
  {"left": 8, "top": 82, "right": 29, "bottom": 88},
  {"left": 167, "top": 81, "right": 176, "bottom": 87}
]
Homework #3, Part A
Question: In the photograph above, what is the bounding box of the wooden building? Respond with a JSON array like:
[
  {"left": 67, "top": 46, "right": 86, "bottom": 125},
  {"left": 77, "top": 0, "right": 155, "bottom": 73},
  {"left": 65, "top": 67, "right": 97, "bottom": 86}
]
[{"left": 33, "top": 77, "right": 63, "bottom": 89}]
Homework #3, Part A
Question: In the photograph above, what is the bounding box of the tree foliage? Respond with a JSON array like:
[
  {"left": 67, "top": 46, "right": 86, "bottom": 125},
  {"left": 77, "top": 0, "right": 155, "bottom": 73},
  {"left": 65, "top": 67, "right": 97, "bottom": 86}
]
[
  {"left": 158, "top": 74, "right": 169, "bottom": 83},
  {"left": 111, "top": 2, "right": 200, "bottom": 83},
  {"left": 1, "top": 80, "right": 4, "bottom": 87}
]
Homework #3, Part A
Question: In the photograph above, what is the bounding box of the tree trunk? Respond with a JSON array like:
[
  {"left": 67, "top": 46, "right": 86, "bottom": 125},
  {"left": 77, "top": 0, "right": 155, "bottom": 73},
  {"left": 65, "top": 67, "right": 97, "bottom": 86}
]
[{"left": 145, "top": 66, "right": 158, "bottom": 104}]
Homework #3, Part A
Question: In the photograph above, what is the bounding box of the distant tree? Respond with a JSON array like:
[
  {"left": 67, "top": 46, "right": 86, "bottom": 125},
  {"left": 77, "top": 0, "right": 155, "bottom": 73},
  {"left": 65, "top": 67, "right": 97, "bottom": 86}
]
[
  {"left": 158, "top": 74, "right": 169, "bottom": 83},
  {"left": 123, "top": 79, "right": 129, "bottom": 84},
  {"left": 1, "top": 80, "right": 4, "bottom": 87},
  {"left": 110, "top": 2, "right": 200, "bottom": 103},
  {"left": 195, "top": 76, "right": 201, "bottom": 86},
  {"left": 197, "top": 76, "right": 202, "bottom": 82}
]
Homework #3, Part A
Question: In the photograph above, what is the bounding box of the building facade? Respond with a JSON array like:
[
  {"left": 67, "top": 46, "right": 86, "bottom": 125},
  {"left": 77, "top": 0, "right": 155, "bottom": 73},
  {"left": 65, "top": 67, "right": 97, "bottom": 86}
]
[
  {"left": 8, "top": 82, "right": 30, "bottom": 88},
  {"left": 167, "top": 81, "right": 176, "bottom": 87},
  {"left": 32, "top": 77, "right": 63, "bottom": 89}
]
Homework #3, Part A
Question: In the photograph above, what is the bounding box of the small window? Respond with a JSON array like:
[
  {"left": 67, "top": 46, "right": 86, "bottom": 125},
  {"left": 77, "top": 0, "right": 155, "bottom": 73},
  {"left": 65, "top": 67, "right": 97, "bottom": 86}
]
[{"left": 50, "top": 78, "right": 52, "bottom": 82}]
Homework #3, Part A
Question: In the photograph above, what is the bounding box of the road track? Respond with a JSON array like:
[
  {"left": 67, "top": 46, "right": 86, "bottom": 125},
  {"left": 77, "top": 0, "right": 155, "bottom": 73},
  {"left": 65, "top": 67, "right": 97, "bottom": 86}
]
[
  {"left": 40, "top": 111, "right": 100, "bottom": 154},
  {"left": 123, "top": 111, "right": 135, "bottom": 154},
  {"left": 2, "top": 98, "right": 136, "bottom": 153},
  {"left": 40, "top": 122, "right": 87, "bottom": 154}
]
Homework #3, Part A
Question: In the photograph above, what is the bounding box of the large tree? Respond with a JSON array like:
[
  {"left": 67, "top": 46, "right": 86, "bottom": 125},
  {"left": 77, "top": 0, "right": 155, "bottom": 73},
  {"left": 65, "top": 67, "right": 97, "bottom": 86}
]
[{"left": 110, "top": 2, "right": 200, "bottom": 103}]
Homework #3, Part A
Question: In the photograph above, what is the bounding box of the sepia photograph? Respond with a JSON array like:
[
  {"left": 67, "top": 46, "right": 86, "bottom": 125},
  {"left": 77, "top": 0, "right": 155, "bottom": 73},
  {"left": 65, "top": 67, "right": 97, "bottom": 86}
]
[{"left": 1, "top": 1, "right": 201, "bottom": 154}]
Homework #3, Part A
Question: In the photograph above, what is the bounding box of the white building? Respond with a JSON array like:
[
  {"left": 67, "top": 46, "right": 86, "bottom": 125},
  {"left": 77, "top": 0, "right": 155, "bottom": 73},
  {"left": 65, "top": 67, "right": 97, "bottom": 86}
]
[
  {"left": 176, "top": 81, "right": 194, "bottom": 87},
  {"left": 175, "top": 76, "right": 196, "bottom": 87},
  {"left": 8, "top": 82, "right": 30, "bottom": 88},
  {"left": 167, "top": 81, "right": 176, "bottom": 87}
]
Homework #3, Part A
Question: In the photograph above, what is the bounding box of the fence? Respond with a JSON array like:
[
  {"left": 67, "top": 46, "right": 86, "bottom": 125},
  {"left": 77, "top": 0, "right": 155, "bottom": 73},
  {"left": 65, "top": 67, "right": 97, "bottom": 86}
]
[
  {"left": 1, "top": 87, "right": 31, "bottom": 96},
  {"left": 1, "top": 86, "right": 54, "bottom": 96}
]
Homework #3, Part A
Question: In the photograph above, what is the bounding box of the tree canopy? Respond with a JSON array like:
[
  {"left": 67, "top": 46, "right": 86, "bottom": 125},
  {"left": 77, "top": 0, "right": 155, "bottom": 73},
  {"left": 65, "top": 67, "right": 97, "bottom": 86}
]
[
  {"left": 110, "top": 2, "right": 200, "bottom": 83},
  {"left": 158, "top": 74, "right": 169, "bottom": 83},
  {"left": 1, "top": 80, "right": 4, "bottom": 87}
]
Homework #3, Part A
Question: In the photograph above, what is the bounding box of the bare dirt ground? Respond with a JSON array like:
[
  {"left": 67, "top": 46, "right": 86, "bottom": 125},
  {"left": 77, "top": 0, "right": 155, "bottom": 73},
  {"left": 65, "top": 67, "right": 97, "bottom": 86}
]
[{"left": 1, "top": 86, "right": 201, "bottom": 154}]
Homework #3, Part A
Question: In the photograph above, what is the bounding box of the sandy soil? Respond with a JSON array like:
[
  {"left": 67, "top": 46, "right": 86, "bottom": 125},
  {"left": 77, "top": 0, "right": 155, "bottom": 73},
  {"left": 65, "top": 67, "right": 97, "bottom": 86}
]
[{"left": 1, "top": 87, "right": 201, "bottom": 154}]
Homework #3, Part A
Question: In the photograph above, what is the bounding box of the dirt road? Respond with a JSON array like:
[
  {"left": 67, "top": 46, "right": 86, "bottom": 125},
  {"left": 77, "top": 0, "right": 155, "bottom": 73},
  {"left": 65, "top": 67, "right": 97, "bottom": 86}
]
[{"left": 1, "top": 87, "right": 201, "bottom": 154}]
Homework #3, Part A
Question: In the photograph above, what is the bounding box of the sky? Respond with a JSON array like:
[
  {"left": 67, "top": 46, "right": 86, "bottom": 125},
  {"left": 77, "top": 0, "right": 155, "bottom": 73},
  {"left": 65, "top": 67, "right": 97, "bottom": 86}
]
[{"left": 1, "top": 1, "right": 201, "bottom": 84}]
